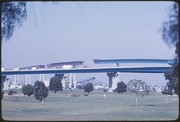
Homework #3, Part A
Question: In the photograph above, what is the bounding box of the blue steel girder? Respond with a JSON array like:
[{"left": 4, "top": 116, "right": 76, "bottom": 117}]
[
  {"left": 1, "top": 67, "right": 172, "bottom": 75},
  {"left": 93, "top": 59, "right": 178, "bottom": 65}
]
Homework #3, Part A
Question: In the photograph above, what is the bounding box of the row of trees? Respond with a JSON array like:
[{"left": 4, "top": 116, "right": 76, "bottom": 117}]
[
  {"left": 20, "top": 74, "right": 95, "bottom": 103},
  {"left": 112, "top": 80, "right": 149, "bottom": 106},
  {"left": 21, "top": 73, "right": 64, "bottom": 103},
  {"left": 21, "top": 81, "right": 48, "bottom": 103},
  {"left": 18, "top": 78, "right": 173, "bottom": 105}
]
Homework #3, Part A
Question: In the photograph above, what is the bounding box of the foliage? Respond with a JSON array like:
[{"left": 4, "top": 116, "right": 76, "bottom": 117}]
[
  {"left": 34, "top": 81, "right": 48, "bottom": 103},
  {"left": 21, "top": 84, "right": 33, "bottom": 96},
  {"left": 84, "top": 83, "right": 94, "bottom": 94},
  {"left": 1, "top": 91, "right": 4, "bottom": 99},
  {"left": 162, "top": 2, "right": 179, "bottom": 47},
  {"left": 8, "top": 90, "right": 17, "bottom": 95},
  {"left": 127, "top": 79, "right": 149, "bottom": 96},
  {"left": 114, "top": 81, "right": 127, "bottom": 94},
  {"left": 127, "top": 79, "right": 149, "bottom": 106},
  {"left": 2, "top": 2, "right": 27, "bottom": 41},
  {"left": 161, "top": 86, "right": 173, "bottom": 95},
  {"left": 103, "top": 89, "right": 108, "bottom": 93},
  {"left": 1, "top": 75, "right": 7, "bottom": 99},
  {"left": 162, "top": 2, "right": 179, "bottom": 96},
  {"left": 49, "top": 74, "right": 64, "bottom": 93},
  {"left": 83, "top": 93, "right": 88, "bottom": 96}
]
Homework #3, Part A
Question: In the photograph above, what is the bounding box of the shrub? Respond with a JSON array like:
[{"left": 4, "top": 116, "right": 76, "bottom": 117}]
[
  {"left": 21, "top": 84, "right": 33, "bottom": 96},
  {"left": 115, "top": 81, "right": 127, "bottom": 94},
  {"left": 84, "top": 83, "right": 94, "bottom": 94}
]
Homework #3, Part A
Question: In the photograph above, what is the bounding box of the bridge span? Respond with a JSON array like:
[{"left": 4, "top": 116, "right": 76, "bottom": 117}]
[
  {"left": 2, "top": 58, "right": 176, "bottom": 91},
  {"left": 1, "top": 66, "right": 172, "bottom": 75}
]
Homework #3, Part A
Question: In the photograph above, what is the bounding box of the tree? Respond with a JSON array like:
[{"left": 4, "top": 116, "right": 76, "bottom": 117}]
[
  {"left": 161, "top": 85, "right": 173, "bottom": 104},
  {"left": 1, "top": 92, "right": 4, "bottom": 99},
  {"left": 162, "top": 86, "right": 173, "bottom": 95},
  {"left": 127, "top": 79, "right": 149, "bottom": 106},
  {"left": 114, "top": 81, "right": 127, "bottom": 94},
  {"left": 21, "top": 84, "right": 33, "bottom": 96},
  {"left": 84, "top": 83, "right": 94, "bottom": 94},
  {"left": 2, "top": 2, "right": 27, "bottom": 41},
  {"left": 1, "top": 75, "right": 7, "bottom": 99},
  {"left": 34, "top": 81, "right": 48, "bottom": 103},
  {"left": 49, "top": 74, "right": 64, "bottom": 93},
  {"left": 161, "top": 2, "right": 179, "bottom": 96}
]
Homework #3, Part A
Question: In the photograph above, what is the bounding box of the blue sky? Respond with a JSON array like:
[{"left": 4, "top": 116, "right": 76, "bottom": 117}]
[{"left": 1, "top": 1, "right": 176, "bottom": 86}]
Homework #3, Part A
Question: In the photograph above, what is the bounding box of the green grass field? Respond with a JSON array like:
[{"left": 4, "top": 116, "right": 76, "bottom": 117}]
[{"left": 1, "top": 90, "right": 179, "bottom": 121}]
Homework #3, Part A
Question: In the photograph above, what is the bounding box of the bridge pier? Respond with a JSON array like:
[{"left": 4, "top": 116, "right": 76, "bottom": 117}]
[
  {"left": 112, "top": 73, "right": 120, "bottom": 90},
  {"left": 69, "top": 73, "right": 77, "bottom": 89},
  {"left": 107, "top": 72, "right": 117, "bottom": 92}
]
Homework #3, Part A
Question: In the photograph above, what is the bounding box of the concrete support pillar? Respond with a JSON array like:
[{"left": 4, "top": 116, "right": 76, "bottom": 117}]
[
  {"left": 112, "top": 73, "right": 120, "bottom": 90},
  {"left": 14, "top": 75, "right": 17, "bottom": 86},
  {"left": 73, "top": 73, "right": 77, "bottom": 89},
  {"left": 29, "top": 75, "right": 31, "bottom": 84},
  {"left": 42, "top": 74, "right": 45, "bottom": 81},
  {"left": 25, "top": 75, "right": 28, "bottom": 85},
  {"left": 62, "top": 79, "right": 65, "bottom": 89},
  {"left": 107, "top": 72, "right": 117, "bottom": 92},
  {"left": 17, "top": 75, "right": 20, "bottom": 84},
  {"left": 69, "top": 73, "right": 72, "bottom": 88},
  {"left": 69, "top": 73, "right": 77, "bottom": 89},
  {"left": 39, "top": 74, "right": 42, "bottom": 81}
]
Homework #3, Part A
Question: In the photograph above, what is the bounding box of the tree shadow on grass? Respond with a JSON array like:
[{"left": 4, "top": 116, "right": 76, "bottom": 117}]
[{"left": 145, "top": 104, "right": 155, "bottom": 107}]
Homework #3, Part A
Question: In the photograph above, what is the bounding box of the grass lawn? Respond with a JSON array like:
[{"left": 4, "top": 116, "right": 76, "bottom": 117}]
[{"left": 1, "top": 90, "right": 179, "bottom": 121}]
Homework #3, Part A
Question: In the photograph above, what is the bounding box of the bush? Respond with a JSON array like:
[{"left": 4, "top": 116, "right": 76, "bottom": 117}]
[
  {"left": 83, "top": 93, "right": 88, "bottom": 96},
  {"left": 115, "top": 81, "right": 127, "bottom": 94},
  {"left": 84, "top": 83, "right": 94, "bottom": 94},
  {"left": 21, "top": 84, "right": 33, "bottom": 96},
  {"left": 8, "top": 90, "right": 17, "bottom": 95},
  {"left": 162, "top": 86, "right": 173, "bottom": 95}
]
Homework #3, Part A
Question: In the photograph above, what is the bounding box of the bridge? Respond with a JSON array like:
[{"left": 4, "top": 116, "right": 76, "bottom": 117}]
[
  {"left": 1, "top": 59, "right": 177, "bottom": 91},
  {"left": 93, "top": 58, "right": 177, "bottom": 91},
  {"left": 93, "top": 59, "right": 177, "bottom": 65},
  {"left": 1, "top": 66, "right": 172, "bottom": 75}
]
